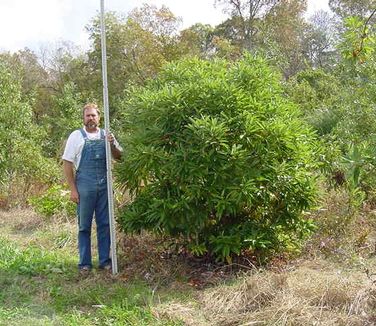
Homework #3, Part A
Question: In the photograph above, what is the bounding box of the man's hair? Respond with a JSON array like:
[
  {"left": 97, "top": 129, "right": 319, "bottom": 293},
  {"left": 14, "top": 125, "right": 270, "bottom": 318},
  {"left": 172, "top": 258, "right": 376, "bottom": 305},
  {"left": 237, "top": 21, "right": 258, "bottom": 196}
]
[{"left": 83, "top": 103, "right": 101, "bottom": 116}]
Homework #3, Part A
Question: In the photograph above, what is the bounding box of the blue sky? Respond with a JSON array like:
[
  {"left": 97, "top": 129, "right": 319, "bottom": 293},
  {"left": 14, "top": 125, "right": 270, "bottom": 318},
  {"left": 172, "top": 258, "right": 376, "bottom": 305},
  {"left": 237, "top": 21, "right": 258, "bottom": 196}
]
[{"left": 0, "top": 0, "right": 330, "bottom": 53}]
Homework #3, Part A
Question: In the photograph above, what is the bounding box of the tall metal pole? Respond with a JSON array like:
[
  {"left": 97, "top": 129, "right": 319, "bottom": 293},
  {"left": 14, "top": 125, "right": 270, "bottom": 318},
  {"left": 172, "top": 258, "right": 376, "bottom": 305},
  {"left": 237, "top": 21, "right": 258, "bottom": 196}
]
[{"left": 100, "top": 0, "right": 118, "bottom": 275}]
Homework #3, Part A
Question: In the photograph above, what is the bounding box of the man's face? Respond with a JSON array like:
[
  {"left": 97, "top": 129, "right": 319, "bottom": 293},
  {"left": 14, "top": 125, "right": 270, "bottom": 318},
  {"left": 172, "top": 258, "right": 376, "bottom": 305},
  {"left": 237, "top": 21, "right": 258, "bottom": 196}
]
[{"left": 84, "top": 108, "right": 100, "bottom": 130}]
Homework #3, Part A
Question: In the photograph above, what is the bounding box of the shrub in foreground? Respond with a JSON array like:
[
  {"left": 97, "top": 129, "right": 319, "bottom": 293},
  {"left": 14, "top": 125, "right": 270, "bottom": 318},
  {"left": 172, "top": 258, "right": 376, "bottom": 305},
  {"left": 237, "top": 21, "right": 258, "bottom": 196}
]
[{"left": 116, "top": 55, "right": 319, "bottom": 262}]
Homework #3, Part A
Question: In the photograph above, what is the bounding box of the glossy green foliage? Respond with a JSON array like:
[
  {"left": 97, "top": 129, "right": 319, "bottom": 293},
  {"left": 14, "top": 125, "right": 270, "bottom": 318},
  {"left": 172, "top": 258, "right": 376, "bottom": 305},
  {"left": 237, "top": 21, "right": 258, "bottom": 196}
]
[{"left": 117, "top": 56, "right": 318, "bottom": 261}]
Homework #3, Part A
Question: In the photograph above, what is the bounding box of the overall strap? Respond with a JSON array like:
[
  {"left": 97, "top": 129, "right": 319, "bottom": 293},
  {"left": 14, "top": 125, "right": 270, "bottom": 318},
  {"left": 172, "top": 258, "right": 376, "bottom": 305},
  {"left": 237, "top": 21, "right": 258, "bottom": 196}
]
[
  {"left": 79, "top": 128, "right": 88, "bottom": 140},
  {"left": 100, "top": 129, "right": 105, "bottom": 139}
]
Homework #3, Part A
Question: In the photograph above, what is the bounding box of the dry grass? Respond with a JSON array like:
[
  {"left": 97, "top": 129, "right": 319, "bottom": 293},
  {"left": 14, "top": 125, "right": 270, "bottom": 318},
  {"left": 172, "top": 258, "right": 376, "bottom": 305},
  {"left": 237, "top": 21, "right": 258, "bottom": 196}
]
[
  {"left": 155, "top": 259, "right": 376, "bottom": 325},
  {"left": 0, "top": 208, "right": 43, "bottom": 245},
  {"left": 153, "top": 302, "right": 211, "bottom": 326},
  {"left": 304, "top": 189, "right": 376, "bottom": 260},
  {"left": 4, "top": 197, "right": 376, "bottom": 326},
  {"left": 119, "top": 197, "right": 376, "bottom": 325},
  {"left": 150, "top": 254, "right": 376, "bottom": 325},
  {"left": 0, "top": 207, "right": 42, "bottom": 230},
  {"left": 0, "top": 207, "right": 77, "bottom": 256},
  {"left": 117, "top": 232, "right": 196, "bottom": 286}
]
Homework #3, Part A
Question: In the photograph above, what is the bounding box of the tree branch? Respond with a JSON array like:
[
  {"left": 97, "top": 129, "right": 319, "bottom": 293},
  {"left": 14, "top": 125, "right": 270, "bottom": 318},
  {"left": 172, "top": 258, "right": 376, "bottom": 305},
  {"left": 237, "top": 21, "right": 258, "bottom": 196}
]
[{"left": 358, "top": 8, "right": 376, "bottom": 55}]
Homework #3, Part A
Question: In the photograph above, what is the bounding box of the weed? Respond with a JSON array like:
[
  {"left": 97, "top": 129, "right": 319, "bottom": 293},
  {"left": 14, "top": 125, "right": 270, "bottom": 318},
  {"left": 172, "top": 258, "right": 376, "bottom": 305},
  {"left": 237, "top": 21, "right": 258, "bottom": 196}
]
[{"left": 28, "top": 184, "right": 76, "bottom": 219}]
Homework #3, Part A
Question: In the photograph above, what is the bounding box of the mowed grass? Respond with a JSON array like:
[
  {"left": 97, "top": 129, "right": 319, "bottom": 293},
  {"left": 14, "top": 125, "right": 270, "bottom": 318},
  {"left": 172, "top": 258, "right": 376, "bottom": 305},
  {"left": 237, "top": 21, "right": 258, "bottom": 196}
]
[{"left": 0, "top": 209, "right": 183, "bottom": 326}]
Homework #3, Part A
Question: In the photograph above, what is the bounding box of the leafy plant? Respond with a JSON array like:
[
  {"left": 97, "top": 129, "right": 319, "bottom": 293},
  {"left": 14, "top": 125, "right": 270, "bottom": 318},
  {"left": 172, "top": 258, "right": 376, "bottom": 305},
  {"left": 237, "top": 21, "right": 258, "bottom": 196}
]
[
  {"left": 44, "top": 82, "right": 84, "bottom": 158},
  {"left": 0, "top": 59, "right": 60, "bottom": 206},
  {"left": 286, "top": 59, "right": 376, "bottom": 207},
  {"left": 116, "top": 55, "right": 319, "bottom": 262},
  {"left": 339, "top": 15, "right": 375, "bottom": 64},
  {"left": 0, "top": 237, "right": 66, "bottom": 276},
  {"left": 29, "top": 184, "right": 76, "bottom": 218}
]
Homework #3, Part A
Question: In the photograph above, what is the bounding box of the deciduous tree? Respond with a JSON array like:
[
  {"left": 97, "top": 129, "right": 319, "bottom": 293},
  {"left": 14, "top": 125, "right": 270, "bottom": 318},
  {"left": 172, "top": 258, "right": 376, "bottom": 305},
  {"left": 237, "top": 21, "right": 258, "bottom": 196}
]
[
  {"left": 214, "top": 0, "right": 280, "bottom": 50},
  {"left": 0, "top": 59, "right": 59, "bottom": 205}
]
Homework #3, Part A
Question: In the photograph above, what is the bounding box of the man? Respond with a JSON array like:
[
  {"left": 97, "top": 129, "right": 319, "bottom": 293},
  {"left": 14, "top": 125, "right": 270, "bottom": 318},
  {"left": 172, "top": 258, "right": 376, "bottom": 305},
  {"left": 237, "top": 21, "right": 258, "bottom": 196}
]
[{"left": 62, "top": 103, "right": 122, "bottom": 275}]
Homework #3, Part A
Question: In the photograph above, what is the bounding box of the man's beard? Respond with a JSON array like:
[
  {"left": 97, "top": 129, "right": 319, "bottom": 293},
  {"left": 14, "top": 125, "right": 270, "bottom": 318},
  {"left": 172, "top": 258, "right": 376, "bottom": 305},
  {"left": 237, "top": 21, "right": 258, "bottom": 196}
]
[{"left": 85, "top": 122, "right": 98, "bottom": 129}]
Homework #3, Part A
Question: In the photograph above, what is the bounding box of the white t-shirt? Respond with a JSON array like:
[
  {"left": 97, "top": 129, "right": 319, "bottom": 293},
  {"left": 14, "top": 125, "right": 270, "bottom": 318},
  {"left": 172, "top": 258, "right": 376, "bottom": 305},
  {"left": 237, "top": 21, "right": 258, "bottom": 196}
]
[{"left": 62, "top": 127, "right": 121, "bottom": 169}]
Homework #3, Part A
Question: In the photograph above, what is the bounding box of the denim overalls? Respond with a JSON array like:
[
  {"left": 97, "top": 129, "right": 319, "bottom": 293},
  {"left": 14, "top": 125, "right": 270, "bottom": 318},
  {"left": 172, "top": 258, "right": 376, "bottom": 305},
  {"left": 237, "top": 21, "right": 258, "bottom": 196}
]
[{"left": 76, "top": 128, "right": 111, "bottom": 269}]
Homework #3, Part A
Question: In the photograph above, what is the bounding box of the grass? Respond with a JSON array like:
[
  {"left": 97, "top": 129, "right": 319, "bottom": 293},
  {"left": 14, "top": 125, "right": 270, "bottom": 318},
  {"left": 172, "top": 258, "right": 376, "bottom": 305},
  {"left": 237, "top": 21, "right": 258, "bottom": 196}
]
[
  {"left": 0, "top": 209, "right": 183, "bottom": 326},
  {"left": 3, "top": 190, "right": 376, "bottom": 325}
]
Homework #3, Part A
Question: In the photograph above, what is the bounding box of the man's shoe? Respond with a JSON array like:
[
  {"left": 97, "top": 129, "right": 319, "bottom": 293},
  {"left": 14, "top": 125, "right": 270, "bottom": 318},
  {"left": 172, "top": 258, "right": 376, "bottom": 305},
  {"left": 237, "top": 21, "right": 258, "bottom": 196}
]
[
  {"left": 79, "top": 266, "right": 91, "bottom": 276},
  {"left": 99, "top": 264, "right": 112, "bottom": 273}
]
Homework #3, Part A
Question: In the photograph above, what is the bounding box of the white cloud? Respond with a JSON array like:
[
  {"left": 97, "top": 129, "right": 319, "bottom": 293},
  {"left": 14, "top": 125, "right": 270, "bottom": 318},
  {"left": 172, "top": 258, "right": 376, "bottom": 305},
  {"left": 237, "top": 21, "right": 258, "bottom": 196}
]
[
  {"left": 0, "top": 0, "right": 72, "bottom": 52},
  {"left": 307, "top": 0, "right": 330, "bottom": 15},
  {"left": 0, "top": 0, "right": 330, "bottom": 53},
  {"left": 143, "top": 0, "right": 227, "bottom": 28}
]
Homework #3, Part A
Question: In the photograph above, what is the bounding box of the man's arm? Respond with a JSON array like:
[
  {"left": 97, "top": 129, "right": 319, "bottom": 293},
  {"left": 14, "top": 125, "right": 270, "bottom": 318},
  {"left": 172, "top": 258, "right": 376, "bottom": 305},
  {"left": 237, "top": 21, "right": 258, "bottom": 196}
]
[
  {"left": 107, "top": 133, "right": 122, "bottom": 160},
  {"left": 63, "top": 160, "right": 79, "bottom": 203},
  {"left": 110, "top": 143, "right": 122, "bottom": 160}
]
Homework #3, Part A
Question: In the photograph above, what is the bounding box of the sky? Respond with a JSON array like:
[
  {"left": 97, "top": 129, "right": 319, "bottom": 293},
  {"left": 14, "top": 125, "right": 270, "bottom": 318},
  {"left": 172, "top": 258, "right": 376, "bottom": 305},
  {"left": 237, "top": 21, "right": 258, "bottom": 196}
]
[{"left": 0, "top": 0, "right": 330, "bottom": 53}]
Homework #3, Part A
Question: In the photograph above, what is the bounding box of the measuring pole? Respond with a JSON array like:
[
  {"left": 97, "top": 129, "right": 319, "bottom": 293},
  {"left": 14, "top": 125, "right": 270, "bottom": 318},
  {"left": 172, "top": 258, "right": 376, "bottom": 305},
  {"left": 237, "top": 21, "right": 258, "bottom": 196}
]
[{"left": 100, "top": 0, "right": 118, "bottom": 275}]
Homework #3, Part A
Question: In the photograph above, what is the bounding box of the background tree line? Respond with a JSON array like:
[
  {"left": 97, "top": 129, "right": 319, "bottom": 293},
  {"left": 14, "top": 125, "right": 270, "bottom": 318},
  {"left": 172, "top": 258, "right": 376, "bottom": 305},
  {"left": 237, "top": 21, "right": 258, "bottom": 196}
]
[{"left": 1, "top": 0, "right": 376, "bottom": 261}]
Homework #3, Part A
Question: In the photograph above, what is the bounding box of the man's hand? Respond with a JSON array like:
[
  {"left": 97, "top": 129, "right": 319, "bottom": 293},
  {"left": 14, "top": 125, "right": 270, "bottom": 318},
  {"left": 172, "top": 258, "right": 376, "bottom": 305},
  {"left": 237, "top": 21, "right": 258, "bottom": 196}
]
[
  {"left": 70, "top": 188, "right": 79, "bottom": 203},
  {"left": 63, "top": 160, "right": 80, "bottom": 203},
  {"left": 107, "top": 132, "right": 115, "bottom": 144},
  {"left": 106, "top": 131, "right": 122, "bottom": 160}
]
